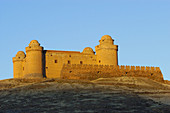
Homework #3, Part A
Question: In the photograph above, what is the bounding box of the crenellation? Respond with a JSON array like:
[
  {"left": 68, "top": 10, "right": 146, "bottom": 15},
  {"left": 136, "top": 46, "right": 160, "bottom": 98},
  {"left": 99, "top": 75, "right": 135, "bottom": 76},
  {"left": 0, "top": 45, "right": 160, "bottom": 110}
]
[
  {"left": 105, "top": 65, "right": 109, "bottom": 69},
  {"left": 120, "top": 65, "right": 125, "bottom": 70},
  {"left": 131, "top": 66, "right": 135, "bottom": 71},
  {"left": 94, "top": 65, "right": 98, "bottom": 67},
  {"left": 156, "top": 67, "right": 161, "bottom": 72},
  {"left": 126, "top": 65, "right": 131, "bottom": 71},
  {"left": 109, "top": 65, "right": 114, "bottom": 69},
  {"left": 141, "top": 66, "right": 145, "bottom": 71},
  {"left": 72, "top": 64, "right": 76, "bottom": 66},
  {"left": 151, "top": 67, "right": 155, "bottom": 72},
  {"left": 136, "top": 66, "right": 140, "bottom": 71},
  {"left": 146, "top": 66, "right": 151, "bottom": 71},
  {"left": 99, "top": 65, "right": 103, "bottom": 68}
]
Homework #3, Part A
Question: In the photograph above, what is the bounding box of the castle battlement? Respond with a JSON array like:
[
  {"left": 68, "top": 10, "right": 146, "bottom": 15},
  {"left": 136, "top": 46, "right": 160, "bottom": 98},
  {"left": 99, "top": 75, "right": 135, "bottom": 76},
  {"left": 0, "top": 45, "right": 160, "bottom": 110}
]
[
  {"left": 62, "top": 64, "right": 161, "bottom": 72},
  {"left": 12, "top": 35, "right": 164, "bottom": 82},
  {"left": 61, "top": 64, "right": 163, "bottom": 82}
]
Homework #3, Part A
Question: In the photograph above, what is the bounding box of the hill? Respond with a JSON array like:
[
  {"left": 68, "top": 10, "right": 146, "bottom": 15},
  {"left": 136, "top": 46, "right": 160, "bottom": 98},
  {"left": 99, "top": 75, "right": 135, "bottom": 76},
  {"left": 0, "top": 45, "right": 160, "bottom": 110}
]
[{"left": 0, "top": 77, "right": 170, "bottom": 113}]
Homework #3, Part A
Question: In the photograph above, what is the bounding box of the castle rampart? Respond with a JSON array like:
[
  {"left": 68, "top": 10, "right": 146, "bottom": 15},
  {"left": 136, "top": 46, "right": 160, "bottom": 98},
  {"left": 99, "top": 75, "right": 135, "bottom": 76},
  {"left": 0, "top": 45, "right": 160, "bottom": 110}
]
[{"left": 61, "top": 64, "right": 163, "bottom": 82}]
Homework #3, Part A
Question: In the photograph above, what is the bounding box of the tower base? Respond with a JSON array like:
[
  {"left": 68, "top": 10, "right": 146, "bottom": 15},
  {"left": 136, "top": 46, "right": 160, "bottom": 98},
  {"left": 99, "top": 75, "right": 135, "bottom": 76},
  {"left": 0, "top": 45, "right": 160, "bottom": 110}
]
[{"left": 24, "top": 73, "right": 43, "bottom": 79}]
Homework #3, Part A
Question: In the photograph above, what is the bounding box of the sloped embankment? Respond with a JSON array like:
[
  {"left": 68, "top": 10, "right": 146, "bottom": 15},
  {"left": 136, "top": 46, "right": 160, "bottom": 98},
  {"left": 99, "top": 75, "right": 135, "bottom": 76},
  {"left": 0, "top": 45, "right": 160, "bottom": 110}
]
[
  {"left": 0, "top": 77, "right": 170, "bottom": 113},
  {"left": 92, "top": 77, "right": 170, "bottom": 105},
  {"left": 91, "top": 77, "right": 170, "bottom": 90}
]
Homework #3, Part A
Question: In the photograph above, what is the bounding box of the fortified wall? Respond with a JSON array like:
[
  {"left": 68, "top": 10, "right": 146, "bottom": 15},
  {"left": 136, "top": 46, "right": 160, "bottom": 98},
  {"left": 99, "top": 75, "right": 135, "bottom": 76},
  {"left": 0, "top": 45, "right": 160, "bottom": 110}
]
[{"left": 61, "top": 64, "right": 164, "bottom": 82}]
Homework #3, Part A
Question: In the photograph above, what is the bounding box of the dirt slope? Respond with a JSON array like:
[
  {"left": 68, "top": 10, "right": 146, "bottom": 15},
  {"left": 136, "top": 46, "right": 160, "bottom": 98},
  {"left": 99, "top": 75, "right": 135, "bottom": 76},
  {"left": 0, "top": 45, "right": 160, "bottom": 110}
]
[{"left": 0, "top": 77, "right": 170, "bottom": 113}]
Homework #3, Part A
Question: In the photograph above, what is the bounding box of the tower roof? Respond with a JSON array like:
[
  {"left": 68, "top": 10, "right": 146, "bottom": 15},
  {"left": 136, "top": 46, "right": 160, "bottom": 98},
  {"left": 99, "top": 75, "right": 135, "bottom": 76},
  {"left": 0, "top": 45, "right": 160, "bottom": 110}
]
[
  {"left": 82, "top": 47, "right": 95, "bottom": 55},
  {"left": 16, "top": 51, "right": 25, "bottom": 55},
  {"left": 101, "top": 35, "right": 114, "bottom": 41},
  {"left": 99, "top": 35, "right": 114, "bottom": 45},
  {"left": 15, "top": 51, "right": 26, "bottom": 60},
  {"left": 29, "top": 40, "right": 40, "bottom": 47}
]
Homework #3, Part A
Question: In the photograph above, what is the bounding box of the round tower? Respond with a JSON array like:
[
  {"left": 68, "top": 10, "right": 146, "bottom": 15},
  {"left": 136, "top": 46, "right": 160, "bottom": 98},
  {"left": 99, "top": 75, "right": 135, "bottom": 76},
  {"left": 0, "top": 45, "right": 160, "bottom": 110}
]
[
  {"left": 95, "top": 35, "right": 118, "bottom": 66},
  {"left": 12, "top": 51, "right": 26, "bottom": 78},
  {"left": 25, "top": 40, "right": 43, "bottom": 78}
]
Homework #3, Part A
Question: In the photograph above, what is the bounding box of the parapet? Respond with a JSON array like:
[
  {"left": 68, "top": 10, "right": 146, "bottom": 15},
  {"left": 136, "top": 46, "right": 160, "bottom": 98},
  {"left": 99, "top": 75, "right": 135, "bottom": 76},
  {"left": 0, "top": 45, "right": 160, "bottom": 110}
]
[
  {"left": 61, "top": 64, "right": 164, "bottom": 82},
  {"left": 63, "top": 64, "right": 161, "bottom": 72},
  {"left": 117, "top": 65, "right": 161, "bottom": 72}
]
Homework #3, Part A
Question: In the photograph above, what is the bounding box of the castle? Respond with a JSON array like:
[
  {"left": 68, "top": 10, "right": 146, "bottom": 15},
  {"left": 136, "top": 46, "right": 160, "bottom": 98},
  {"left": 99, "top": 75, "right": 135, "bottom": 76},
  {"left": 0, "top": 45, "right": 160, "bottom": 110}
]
[{"left": 13, "top": 35, "right": 164, "bottom": 82}]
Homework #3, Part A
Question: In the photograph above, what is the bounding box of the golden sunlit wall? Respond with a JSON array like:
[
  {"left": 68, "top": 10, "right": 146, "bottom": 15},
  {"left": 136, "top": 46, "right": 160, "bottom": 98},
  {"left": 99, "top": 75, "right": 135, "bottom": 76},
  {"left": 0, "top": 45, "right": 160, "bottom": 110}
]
[{"left": 45, "top": 50, "right": 96, "bottom": 78}]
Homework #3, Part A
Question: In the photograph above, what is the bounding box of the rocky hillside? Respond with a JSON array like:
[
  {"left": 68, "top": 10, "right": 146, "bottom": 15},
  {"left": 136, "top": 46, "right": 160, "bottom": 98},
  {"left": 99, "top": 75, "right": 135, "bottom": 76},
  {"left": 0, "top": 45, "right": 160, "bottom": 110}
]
[{"left": 0, "top": 77, "right": 170, "bottom": 113}]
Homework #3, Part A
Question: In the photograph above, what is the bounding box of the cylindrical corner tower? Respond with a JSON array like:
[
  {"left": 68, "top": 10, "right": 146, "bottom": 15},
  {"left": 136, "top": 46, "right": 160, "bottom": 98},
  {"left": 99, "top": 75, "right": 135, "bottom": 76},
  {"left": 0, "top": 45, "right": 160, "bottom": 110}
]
[
  {"left": 95, "top": 35, "right": 118, "bottom": 66},
  {"left": 25, "top": 40, "right": 43, "bottom": 78},
  {"left": 13, "top": 51, "right": 26, "bottom": 78}
]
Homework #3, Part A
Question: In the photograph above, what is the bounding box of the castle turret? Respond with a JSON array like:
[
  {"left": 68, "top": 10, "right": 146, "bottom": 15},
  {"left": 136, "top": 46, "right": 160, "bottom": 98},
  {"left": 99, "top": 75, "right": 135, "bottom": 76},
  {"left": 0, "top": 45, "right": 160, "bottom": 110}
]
[
  {"left": 12, "top": 51, "right": 26, "bottom": 78},
  {"left": 25, "top": 40, "right": 43, "bottom": 78},
  {"left": 95, "top": 35, "right": 118, "bottom": 66}
]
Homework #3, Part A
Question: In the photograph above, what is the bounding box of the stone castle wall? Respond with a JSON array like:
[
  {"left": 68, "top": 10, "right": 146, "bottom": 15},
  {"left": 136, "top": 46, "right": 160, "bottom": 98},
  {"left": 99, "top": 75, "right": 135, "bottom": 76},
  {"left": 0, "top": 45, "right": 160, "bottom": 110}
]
[
  {"left": 45, "top": 50, "right": 97, "bottom": 79},
  {"left": 61, "top": 64, "right": 164, "bottom": 82}
]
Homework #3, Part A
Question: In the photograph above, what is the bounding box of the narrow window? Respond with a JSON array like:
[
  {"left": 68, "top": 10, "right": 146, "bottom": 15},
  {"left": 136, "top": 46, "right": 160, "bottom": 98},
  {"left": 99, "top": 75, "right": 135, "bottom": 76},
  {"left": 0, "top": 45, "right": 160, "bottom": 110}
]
[
  {"left": 99, "top": 60, "right": 101, "bottom": 63},
  {"left": 80, "top": 61, "right": 83, "bottom": 64},
  {"left": 54, "top": 60, "right": 57, "bottom": 63},
  {"left": 23, "top": 67, "right": 24, "bottom": 70},
  {"left": 68, "top": 60, "right": 71, "bottom": 64}
]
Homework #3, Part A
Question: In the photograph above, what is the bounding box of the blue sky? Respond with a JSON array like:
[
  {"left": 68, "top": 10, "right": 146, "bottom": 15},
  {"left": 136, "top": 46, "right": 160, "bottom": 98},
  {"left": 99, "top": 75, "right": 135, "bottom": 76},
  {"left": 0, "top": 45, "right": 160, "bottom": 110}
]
[{"left": 0, "top": 0, "right": 170, "bottom": 80}]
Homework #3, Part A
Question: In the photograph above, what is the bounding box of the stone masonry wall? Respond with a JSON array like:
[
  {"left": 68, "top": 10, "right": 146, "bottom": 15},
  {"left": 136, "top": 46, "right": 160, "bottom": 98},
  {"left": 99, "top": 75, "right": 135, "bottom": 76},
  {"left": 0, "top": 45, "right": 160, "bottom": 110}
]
[{"left": 61, "top": 64, "right": 164, "bottom": 82}]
